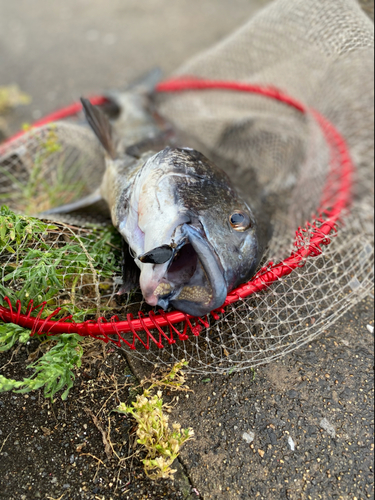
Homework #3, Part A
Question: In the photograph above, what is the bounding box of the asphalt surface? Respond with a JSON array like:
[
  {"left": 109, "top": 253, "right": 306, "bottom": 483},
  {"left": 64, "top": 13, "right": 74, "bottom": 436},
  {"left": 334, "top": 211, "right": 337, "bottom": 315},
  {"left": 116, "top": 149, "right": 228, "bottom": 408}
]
[
  {"left": 0, "top": 1, "right": 373, "bottom": 499},
  {"left": 152, "top": 296, "right": 374, "bottom": 499},
  {"left": 0, "top": 0, "right": 269, "bottom": 135}
]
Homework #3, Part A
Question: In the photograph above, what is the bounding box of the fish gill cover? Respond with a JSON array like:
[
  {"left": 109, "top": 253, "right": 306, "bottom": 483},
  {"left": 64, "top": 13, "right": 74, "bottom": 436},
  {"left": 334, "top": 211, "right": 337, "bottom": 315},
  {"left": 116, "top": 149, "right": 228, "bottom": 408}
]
[{"left": 0, "top": 0, "right": 373, "bottom": 374}]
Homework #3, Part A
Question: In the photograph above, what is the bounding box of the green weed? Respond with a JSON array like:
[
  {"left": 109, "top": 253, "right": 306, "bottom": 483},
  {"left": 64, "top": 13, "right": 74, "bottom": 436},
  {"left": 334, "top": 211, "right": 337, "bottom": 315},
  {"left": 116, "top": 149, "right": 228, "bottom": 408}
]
[
  {"left": 116, "top": 361, "right": 194, "bottom": 480},
  {"left": 0, "top": 323, "right": 31, "bottom": 352},
  {"left": 0, "top": 207, "right": 122, "bottom": 400},
  {"left": 0, "top": 127, "right": 86, "bottom": 214},
  {"left": 0, "top": 206, "right": 121, "bottom": 318},
  {"left": 0, "top": 204, "right": 56, "bottom": 254},
  {"left": 0, "top": 333, "right": 83, "bottom": 400}
]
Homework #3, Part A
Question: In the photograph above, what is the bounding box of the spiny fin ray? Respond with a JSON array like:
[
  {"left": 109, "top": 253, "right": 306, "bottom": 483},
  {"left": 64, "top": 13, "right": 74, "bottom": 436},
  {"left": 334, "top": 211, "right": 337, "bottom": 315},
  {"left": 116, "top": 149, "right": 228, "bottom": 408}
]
[{"left": 80, "top": 98, "right": 117, "bottom": 159}]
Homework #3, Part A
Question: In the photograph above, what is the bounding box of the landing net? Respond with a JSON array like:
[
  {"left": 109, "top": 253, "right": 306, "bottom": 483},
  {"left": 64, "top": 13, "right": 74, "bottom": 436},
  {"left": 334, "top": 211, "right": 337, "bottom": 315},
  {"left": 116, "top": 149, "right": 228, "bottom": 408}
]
[{"left": 0, "top": 0, "right": 373, "bottom": 373}]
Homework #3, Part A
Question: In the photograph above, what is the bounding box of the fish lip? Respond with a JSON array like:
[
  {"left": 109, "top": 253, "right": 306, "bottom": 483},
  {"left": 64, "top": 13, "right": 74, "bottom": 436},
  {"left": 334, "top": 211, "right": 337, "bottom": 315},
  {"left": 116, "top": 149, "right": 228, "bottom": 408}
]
[{"left": 165, "top": 223, "right": 228, "bottom": 316}]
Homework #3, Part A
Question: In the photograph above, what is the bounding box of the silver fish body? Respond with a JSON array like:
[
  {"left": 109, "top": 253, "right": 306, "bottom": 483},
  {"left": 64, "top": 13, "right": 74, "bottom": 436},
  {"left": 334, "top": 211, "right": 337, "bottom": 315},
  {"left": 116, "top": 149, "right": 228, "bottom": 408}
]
[
  {"left": 43, "top": 74, "right": 259, "bottom": 317},
  {"left": 99, "top": 143, "right": 258, "bottom": 316}
]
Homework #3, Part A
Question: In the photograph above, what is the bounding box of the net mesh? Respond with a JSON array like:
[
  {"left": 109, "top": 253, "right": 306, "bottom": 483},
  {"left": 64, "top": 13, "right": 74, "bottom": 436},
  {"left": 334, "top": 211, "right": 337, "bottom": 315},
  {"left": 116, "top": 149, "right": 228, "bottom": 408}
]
[{"left": 0, "top": 0, "right": 373, "bottom": 374}]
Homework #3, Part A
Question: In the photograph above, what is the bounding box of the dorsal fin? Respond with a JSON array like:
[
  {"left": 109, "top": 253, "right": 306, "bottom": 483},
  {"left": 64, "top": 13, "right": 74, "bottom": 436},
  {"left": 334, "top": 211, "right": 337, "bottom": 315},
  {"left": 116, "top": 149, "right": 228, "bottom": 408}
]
[{"left": 80, "top": 98, "right": 117, "bottom": 159}]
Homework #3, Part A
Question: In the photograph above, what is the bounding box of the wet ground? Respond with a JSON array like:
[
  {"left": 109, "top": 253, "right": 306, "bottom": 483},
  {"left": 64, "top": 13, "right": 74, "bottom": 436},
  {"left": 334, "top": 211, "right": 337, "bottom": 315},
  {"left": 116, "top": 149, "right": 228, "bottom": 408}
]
[
  {"left": 0, "top": 0, "right": 270, "bottom": 135},
  {"left": 155, "top": 296, "right": 374, "bottom": 499},
  {"left": 0, "top": 296, "right": 373, "bottom": 500},
  {"left": 0, "top": 1, "right": 374, "bottom": 499}
]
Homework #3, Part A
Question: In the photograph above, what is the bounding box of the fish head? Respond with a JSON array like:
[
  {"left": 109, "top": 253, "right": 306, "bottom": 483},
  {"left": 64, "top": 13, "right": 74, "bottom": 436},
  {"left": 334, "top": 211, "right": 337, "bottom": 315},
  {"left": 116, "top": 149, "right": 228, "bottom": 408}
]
[{"left": 124, "top": 147, "right": 259, "bottom": 317}]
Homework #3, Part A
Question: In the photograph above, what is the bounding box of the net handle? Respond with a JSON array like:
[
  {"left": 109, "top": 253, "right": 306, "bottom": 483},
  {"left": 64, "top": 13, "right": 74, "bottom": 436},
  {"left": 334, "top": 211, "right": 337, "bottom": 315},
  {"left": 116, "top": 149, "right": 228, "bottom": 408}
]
[{"left": 0, "top": 78, "right": 354, "bottom": 344}]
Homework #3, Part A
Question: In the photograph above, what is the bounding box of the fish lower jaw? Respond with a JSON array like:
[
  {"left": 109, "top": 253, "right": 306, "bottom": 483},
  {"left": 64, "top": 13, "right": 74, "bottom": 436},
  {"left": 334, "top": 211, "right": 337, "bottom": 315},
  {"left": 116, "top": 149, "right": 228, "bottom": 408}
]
[
  {"left": 174, "top": 286, "right": 212, "bottom": 306},
  {"left": 141, "top": 281, "right": 172, "bottom": 308},
  {"left": 143, "top": 282, "right": 214, "bottom": 312},
  {"left": 147, "top": 284, "right": 216, "bottom": 316}
]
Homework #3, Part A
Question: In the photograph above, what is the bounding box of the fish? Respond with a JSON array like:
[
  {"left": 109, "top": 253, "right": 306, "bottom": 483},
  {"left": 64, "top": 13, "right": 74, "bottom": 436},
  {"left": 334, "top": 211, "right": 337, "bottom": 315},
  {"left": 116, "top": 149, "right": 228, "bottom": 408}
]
[{"left": 42, "top": 72, "right": 259, "bottom": 317}]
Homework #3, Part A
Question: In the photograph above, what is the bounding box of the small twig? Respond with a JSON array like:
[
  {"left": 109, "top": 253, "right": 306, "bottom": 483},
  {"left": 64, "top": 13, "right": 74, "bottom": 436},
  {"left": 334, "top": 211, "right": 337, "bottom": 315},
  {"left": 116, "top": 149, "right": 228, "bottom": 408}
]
[
  {"left": 101, "top": 341, "right": 107, "bottom": 359},
  {"left": 0, "top": 346, "right": 21, "bottom": 372},
  {"left": 79, "top": 452, "right": 107, "bottom": 467},
  {"left": 84, "top": 407, "right": 112, "bottom": 459},
  {"left": 106, "top": 415, "right": 136, "bottom": 464},
  {"left": 105, "top": 241, "right": 121, "bottom": 251},
  {"left": 96, "top": 377, "right": 130, "bottom": 418},
  {"left": 114, "top": 467, "right": 122, "bottom": 493},
  {"left": 79, "top": 452, "right": 107, "bottom": 484},
  {"left": 93, "top": 461, "right": 101, "bottom": 483},
  {"left": 106, "top": 416, "right": 119, "bottom": 460},
  {"left": 57, "top": 223, "right": 91, "bottom": 233},
  {"left": 96, "top": 388, "right": 118, "bottom": 418},
  {"left": 0, "top": 432, "right": 12, "bottom": 454}
]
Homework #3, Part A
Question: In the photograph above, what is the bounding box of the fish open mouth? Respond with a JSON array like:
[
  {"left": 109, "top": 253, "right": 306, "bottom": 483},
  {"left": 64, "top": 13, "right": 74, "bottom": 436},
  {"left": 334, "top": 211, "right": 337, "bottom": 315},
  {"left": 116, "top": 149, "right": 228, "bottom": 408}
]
[
  {"left": 167, "top": 244, "right": 199, "bottom": 290},
  {"left": 143, "top": 223, "right": 228, "bottom": 317}
]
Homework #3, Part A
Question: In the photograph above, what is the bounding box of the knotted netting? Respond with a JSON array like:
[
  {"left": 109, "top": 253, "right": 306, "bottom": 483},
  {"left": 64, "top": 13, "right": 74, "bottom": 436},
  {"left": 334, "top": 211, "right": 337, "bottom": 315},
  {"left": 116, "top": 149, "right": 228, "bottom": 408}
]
[{"left": 0, "top": 0, "right": 373, "bottom": 374}]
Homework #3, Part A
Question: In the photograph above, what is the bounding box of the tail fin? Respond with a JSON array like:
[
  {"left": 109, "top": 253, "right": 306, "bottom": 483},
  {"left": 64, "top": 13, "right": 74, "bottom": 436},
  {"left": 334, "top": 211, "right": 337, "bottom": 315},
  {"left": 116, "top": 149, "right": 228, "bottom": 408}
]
[
  {"left": 104, "top": 68, "right": 162, "bottom": 117},
  {"left": 123, "top": 67, "right": 162, "bottom": 94}
]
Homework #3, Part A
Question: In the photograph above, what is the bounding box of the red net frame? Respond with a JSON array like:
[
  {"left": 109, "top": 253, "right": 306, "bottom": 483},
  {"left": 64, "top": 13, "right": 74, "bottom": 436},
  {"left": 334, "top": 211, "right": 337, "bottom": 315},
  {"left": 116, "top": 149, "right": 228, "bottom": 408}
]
[{"left": 0, "top": 78, "right": 354, "bottom": 349}]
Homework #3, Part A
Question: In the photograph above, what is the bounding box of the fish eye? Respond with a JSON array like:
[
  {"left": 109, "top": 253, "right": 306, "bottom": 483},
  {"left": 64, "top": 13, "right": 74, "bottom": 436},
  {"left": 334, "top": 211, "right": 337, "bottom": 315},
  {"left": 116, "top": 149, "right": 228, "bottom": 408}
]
[{"left": 229, "top": 211, "right": 251, "bottom": 232}]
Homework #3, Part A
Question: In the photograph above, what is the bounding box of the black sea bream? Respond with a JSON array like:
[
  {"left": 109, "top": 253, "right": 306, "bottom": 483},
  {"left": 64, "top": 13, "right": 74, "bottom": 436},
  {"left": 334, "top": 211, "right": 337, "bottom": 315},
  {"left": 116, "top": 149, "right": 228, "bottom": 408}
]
[{"left": 44, "top": 75, "right": 259, "bottom": 316}]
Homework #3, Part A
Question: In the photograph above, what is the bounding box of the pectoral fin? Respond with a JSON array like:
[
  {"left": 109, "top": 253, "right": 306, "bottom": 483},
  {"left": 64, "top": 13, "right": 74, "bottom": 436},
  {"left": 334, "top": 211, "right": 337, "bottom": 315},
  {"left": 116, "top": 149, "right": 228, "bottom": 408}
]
[{"left": 38, "top": 188, "right": 110, "bottom": 219}]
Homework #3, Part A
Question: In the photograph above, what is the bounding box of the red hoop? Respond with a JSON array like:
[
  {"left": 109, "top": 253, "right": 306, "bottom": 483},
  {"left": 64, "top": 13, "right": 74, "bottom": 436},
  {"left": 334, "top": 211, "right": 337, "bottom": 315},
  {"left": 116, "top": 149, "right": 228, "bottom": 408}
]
[{"left": 0, "top": 78, "right": 354, "bottom": 348}]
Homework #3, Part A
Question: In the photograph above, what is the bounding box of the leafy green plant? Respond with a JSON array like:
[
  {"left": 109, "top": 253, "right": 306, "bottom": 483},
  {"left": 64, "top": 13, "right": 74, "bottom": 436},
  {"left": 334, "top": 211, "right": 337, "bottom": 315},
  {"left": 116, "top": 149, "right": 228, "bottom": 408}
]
[
  {"left": 0, "top": 323, "right": 31, "bottom": 352},
  {"left": 0, "top": 206, "right": 121, "bottom": 319},
  {"left": 0, "top": 126, "right": 86, "bottom": 214},
  {"left": 0, "top": 207, "right": 122, "bottom": 400},
  {"left": 116, "top": 360, "right": 194, "bottom": 480},
  {"left": 0, "top": 205, "right": 56, "bottom": 254},
  {"left": 0, "top": 333, "right": 83, "bottom": 400}
]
